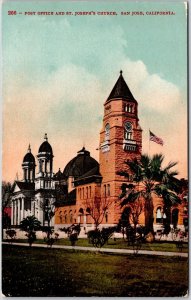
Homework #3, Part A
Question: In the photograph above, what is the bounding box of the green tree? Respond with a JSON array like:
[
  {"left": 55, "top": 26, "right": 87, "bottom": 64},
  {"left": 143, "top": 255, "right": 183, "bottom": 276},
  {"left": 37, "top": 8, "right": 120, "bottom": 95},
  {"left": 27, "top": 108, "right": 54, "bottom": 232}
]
[
  {"left": 20, "top": 216, "right": 41, "bottom": 246},
  {"left": 119, "top": 154, "right": 181, "bottom": 235},
  {"left": 2, "top": 181, "right": 12, "bottom": 229}
]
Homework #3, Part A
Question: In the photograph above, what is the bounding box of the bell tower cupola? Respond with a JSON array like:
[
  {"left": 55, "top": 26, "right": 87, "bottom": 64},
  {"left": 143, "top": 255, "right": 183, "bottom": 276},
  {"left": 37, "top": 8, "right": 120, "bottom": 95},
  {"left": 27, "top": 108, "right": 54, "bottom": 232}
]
[
  {"left": 22, "top": 144, "right": 36, "bottom": 182},
  {"left": 37, "top": 133, "right": 54, "bottom": 178}
]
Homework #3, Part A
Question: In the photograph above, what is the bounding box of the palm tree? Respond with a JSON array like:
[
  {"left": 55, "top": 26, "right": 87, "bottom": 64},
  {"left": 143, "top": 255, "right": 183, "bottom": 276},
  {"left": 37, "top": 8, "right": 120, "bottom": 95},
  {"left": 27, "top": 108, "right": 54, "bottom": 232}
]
[
  {"left": 20, "top": 216, "right": 41, "bottom": 246},
  {"left": 119, "top": 154, "right": 181, "bottom": 234}
]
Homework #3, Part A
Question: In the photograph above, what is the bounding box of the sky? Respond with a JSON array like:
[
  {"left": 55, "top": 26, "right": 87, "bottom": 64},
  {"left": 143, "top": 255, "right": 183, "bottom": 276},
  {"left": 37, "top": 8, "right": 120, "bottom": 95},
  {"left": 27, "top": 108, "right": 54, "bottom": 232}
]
[{"left": 2, "top": 1, "right": 188, "bottom": 182}]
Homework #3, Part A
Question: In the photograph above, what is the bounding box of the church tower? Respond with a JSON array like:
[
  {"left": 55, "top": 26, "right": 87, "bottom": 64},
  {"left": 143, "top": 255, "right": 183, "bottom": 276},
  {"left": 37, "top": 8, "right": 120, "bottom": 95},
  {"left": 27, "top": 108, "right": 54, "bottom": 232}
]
[
  {"left": 99, "top": 71, "right": 142, "bottom": 224},
  {"left": 36, "top": 133, "right": 54, "bottom": 189},
  {"left": 22, "top": 144, "right": 36, "bottom": 182}
]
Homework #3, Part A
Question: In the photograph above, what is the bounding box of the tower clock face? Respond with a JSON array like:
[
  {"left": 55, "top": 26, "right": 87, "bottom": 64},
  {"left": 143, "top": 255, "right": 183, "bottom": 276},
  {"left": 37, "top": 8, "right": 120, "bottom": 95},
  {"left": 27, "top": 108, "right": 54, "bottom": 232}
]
[{"left": 124, "top": 122, "right": 132, "bottom": 131}]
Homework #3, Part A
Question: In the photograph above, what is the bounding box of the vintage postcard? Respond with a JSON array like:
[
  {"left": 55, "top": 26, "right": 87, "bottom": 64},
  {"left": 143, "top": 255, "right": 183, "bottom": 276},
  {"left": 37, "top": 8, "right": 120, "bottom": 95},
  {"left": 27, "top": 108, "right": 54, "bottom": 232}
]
[{"left": 2, "top": 0, "right": 188, "bottom": 297}]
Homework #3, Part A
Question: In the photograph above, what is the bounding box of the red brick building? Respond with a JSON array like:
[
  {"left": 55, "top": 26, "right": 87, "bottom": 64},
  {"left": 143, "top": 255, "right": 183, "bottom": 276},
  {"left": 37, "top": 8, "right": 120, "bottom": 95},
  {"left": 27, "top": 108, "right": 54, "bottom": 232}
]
[{"left": 54, "top": 71, "right": 188, "bottom": 232}]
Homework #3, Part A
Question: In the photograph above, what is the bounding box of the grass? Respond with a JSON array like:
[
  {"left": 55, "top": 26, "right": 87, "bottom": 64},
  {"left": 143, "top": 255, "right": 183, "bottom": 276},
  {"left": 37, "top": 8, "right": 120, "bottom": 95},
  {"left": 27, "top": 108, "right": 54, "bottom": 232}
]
[
  {"left": 4, "top": 237, "right": 189, "bottom": 253},
  {"left": 2, "top": 244, "right": 188, "bottom": 297}
]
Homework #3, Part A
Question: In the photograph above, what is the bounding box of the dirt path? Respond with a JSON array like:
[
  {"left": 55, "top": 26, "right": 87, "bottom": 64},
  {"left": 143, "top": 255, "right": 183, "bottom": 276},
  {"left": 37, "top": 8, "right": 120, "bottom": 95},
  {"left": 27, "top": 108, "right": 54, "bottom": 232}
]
[{"left": 2, "top": 242, "right": 188, "bottom": 257}]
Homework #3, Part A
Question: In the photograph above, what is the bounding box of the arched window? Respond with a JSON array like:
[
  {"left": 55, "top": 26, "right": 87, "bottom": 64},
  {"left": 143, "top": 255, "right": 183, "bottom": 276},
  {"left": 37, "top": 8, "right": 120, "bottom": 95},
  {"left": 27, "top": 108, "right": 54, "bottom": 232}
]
[
  {"left": 128, "top": 104, "right": 133, "bottom": 113},
  {"left": 64, "top": 214, "right": 67, "bottom": 223},
  {"left": 156, "top": 207, "right": 162, "bottom": 223},
  {"left": 107, "top": 184, "right": 110, "bottom": 196},
  {"left": 104, "top": 185, "right": 106, "bottom": 197},
  {"left": 69, "top": 210, "right": 73, "bottom": 223},
  {"left": 105, "top": 123, "right": 110, "bottom": 141},
  {"left": 124, "top": 104, "right": 133, "bottom": 113},
  {"left": 86, "top": 207, "right": 91, "bottom": 214},
  {"left": 79, "top": 208, "right": 84, "bottom": 214},
  {"left": 89, "top": 186, "right": 91, "bottom": 198},
  {"left": 86, "top": 187, "right": 88, "bottom": 199}
]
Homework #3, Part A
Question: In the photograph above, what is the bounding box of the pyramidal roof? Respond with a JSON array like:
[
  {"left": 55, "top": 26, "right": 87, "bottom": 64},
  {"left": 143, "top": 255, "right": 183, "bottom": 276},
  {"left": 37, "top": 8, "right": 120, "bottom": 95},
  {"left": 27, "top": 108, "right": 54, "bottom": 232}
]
[{"left": 107, "top": 71, "right": 136, "bottom": 102}]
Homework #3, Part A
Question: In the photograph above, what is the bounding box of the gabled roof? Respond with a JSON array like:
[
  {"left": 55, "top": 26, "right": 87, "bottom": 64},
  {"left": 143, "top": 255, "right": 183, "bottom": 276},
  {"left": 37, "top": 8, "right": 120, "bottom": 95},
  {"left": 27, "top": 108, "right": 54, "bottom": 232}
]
[
  {"left": 14, "top": 181, "right": 35, "bottom": 191},
  {"left": 107, "top": 71, "right": 136, "bottom": 102}
]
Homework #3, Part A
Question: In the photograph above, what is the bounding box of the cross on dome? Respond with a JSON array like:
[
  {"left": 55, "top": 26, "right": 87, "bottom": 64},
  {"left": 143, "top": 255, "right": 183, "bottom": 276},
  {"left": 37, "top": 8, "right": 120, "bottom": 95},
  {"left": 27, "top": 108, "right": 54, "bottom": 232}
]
[{"left": 28, "top": 144, "right": 31, "bottom": 153}]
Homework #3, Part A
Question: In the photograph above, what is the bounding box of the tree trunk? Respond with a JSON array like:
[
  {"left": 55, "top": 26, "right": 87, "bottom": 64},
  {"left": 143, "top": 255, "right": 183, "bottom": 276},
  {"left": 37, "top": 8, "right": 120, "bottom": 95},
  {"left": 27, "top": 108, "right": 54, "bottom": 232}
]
[
  {"left": 47, "top": 219, "right": 51, "bottom": 239},
  {"left": 95, "top": 222, "right": 99, "bottom": 231},
  {"left": 144, "top": 196, "right": 154, "bottom": 234},
  {"left": 163, "top": 206, "right": 171, "bottom": 234},
  {"left": 164, "top": 206, "right": 171, "bottom": 226}
]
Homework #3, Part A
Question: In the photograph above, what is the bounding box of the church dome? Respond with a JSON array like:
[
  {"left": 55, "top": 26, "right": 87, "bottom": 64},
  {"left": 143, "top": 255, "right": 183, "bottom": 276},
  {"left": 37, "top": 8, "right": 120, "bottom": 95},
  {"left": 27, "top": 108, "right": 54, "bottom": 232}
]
[
  {"left": 63, "top": 147, "right": 99, "bottom": 178},
  {"left": 38, "top": 133, "right": 53, "bottom": 154},
  {"left": 23, "top": 145, "right": 35, "bottom": 163},
  {"left": 38, "top": 141, "right": 53, "bottom": 154},
  {"left": 23, "top": 152, "right": 35, "bottom": 163}
]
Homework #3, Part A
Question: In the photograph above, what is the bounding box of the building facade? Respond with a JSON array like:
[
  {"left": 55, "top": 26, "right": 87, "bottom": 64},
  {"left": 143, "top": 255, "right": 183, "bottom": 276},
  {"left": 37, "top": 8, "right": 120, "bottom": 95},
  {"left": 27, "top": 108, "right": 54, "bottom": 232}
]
[
  {"left": 54, "top": 71, "right": 187, "bottom": 231},
  {"left": 10, "top": 71, "right": 188, "bottom": 232},
  {"left": 11, "top": 136, "right": 57, "bottom": 227}
]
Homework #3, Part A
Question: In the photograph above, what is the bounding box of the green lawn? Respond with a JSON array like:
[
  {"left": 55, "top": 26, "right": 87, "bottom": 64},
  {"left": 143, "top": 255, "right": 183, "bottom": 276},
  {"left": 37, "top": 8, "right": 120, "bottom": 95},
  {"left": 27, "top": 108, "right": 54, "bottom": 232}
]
[
  {"left": 4, "top": 237, "right": 189, "bottom": 253},
  {"left": 2, "top": 245, "right": 188, "bottom": 297}
]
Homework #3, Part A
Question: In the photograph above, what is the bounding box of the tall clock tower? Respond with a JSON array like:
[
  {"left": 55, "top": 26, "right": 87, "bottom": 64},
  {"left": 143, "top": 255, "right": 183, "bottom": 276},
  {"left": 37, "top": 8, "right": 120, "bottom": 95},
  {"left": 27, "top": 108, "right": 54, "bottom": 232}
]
[{"left": 99, "top": 71, "right": 142, "bottom": 224}]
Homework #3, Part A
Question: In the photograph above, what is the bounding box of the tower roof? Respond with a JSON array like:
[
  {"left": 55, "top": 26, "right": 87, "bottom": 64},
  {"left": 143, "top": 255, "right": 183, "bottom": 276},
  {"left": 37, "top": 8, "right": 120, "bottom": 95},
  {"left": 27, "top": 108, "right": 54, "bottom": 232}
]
[
  {"left": 54, "top": 168, "right": 65, "bottom": 181},
  {"left": 107, "top": 70, "right": 136, "bottom": 102},
  {"left": 38, "top": 133, "right": 53, "bottom": 154},
  {"left": 23, "top": 144, "right": 35, "bottom": 163}
]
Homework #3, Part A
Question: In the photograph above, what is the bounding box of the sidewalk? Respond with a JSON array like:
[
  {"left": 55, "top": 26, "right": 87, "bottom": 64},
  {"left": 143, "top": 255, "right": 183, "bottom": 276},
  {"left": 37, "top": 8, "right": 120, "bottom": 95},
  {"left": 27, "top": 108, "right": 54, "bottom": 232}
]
[{"left": 2, "top": 242, "right": 188, "bottom": 257}]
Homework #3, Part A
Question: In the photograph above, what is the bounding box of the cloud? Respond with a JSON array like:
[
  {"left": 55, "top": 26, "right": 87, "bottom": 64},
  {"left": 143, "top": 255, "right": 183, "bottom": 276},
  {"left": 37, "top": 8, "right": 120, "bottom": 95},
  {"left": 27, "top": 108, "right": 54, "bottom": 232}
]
[
  {"left": 3, "top": 64, "right": 104, "bottom": 137},
  {"left": 2, "top": 1, "right": 187, "bottom": 183},
  {"left": 114, "top": 59, "right": 181, "bottom": 113},
  {"left": 3, "top": 58, "right": 187, "bottom": 181}
]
